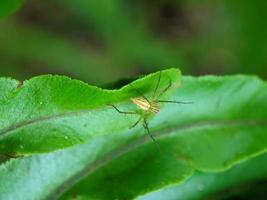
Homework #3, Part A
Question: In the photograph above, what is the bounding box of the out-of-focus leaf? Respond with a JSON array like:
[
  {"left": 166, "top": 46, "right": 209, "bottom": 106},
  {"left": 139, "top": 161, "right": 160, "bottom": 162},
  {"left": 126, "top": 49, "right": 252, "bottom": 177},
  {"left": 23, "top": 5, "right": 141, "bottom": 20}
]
[
  {"left": 0, "top": 0, "right": 22, "bottom": 18},
  {"left": 0, "top": 69, "right": 266, "bottom": 200},
  {"left": 0, "top": 21, "right": 127, "bottom": 83},
  {"left": 62, "top": 0, "right": 186, "bottom": 71}
]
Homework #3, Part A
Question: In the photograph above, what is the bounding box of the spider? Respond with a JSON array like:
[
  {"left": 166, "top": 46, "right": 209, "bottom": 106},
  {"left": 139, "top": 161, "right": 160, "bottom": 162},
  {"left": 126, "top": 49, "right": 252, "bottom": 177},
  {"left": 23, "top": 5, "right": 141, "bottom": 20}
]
[{"left": 111, "top": 71, "right": 192, "bottom": 149}]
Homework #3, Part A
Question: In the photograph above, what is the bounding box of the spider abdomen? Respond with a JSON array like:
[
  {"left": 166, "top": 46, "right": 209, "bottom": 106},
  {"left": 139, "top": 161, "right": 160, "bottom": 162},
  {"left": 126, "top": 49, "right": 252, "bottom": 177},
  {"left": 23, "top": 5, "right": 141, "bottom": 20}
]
[{"left": 131, "top": 97, "right": 160, "bottom": 114}]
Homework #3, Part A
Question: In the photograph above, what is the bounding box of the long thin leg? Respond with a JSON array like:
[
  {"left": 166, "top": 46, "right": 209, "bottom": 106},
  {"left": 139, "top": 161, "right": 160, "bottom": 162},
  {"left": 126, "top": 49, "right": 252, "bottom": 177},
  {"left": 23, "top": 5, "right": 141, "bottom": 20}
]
[
  {"left": 157, "top": 80, "right": 172, "bottom": 98},
  {"left": 129, "top": 83, "right": 150, "bottom": 103},
  {"left": 143, "top": 119, "right": 161, "bottom": 152},
  {"left": 157, "top": 100, "right": 193, "bottom": 104},
  {"left": 156, "top": 80, "right": 193, "bottom": 104},
  {"left": 153, "top": 71, "right": 162, "bottom": 98},
  {"left": 110, "top": 105, "right": 137, "bottom": 115},
  {"left": 131, "top": 117, "right": 142, "bottom": 128}
]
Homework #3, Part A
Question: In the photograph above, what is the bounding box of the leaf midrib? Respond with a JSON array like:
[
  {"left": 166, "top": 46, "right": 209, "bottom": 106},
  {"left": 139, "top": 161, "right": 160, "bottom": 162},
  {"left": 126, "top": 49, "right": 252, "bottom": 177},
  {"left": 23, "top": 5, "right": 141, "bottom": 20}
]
[{"left": 0, "top": 108, "right": 100, "bottom": 138}]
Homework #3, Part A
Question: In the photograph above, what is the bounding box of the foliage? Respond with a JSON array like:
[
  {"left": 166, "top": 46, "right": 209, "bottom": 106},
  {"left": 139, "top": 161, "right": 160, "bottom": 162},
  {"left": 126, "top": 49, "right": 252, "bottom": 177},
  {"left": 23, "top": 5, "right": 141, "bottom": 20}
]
[
  {"left": 0, "top": 68, "right": 267, "bottom": 199},
  {"left": 1, "top": 0, "right": 267, "bottom": 82},
  {"left": 0, "top": 0, "right": 22, "bottom": 18},
  {"left": 1, "top": 0, "right": 267, "bottom": 199}
]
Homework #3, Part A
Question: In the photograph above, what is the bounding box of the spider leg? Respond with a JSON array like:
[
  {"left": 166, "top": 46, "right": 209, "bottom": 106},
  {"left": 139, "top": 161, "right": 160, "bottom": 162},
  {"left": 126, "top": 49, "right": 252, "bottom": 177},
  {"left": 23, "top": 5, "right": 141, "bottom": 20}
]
[
  {"left": 129, "top": 83, "right": 150, "bottom": 103},
  {"left": 110, "top": 104, "right": 137, "bottom": 115},
  {"left": 143, "top": 119, "right": 161, "bottom": 152},
  {"left": 153, "top": 71, "right": 162, "bottom": 98},
  {"left": 158, "top": 79, "right": 172, "bottom": 97},
  {"left": 157, "top": 100, "right": 193, "bottom": 104},
  {"left": 156, "top": 80, "right": 193, "bottom": 104},
  {"left": 131, "top": 117, "right": 142, "bottom": 128}
]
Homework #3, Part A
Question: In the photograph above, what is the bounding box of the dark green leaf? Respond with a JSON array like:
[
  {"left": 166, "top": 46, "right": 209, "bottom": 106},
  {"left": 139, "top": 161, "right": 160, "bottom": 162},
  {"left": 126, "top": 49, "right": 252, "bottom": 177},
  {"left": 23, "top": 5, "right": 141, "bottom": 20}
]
[
  {"left": 138, "top": 152, "right": 267, "bottom": 200},
  {"left": 0, "top": 0, "right": 22, "bottom": 18}
]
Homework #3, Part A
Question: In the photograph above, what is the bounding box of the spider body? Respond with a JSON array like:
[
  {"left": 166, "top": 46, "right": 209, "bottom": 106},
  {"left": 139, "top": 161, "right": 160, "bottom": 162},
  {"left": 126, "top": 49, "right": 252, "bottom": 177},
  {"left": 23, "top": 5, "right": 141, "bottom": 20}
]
[
  {"left": 111, "top": 70, "right": 192, "bottom": 148},
  {"left": 131, "top": 97, "right": 160, "bottom": 114}
]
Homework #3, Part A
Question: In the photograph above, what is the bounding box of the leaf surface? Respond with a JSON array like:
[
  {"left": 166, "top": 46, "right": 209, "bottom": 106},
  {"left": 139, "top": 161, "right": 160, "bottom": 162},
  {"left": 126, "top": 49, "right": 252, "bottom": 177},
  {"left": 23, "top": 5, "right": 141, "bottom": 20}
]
[
  {"left": 137, "top": 152, "right": 267, "bottom": 200},
  {"left": 0, "top": 68, "right": 180, "bottom": 154},
  {"left": 0, "top": 70, "right": 267, "bottom": 200}
]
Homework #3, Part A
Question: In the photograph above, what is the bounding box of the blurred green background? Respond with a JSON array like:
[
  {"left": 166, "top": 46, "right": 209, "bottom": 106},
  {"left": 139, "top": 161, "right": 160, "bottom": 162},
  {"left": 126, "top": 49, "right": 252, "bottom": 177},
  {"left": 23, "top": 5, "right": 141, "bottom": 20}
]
[{"left": 0, "top": 0, "right": 267, "bottom": 85}]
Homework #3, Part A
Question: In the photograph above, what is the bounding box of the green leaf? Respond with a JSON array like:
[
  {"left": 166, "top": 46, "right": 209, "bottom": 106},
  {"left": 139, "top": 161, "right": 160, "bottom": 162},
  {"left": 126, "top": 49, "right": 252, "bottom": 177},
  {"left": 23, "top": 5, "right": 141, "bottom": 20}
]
[
  {"left": 0, "top": 68, "right": 180, "bottom": 154},
  {"left": 0, "top": 0, "right": 22, "bottom": 18},
  {"left": 0, "top": 69, "right": 267, "bottom": 200},
  {"left": 137, "top": 152, "right": 267, "bottom": 200},
  {"left": 0, "top": 77, "right": 19, "bottom": 100}
]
